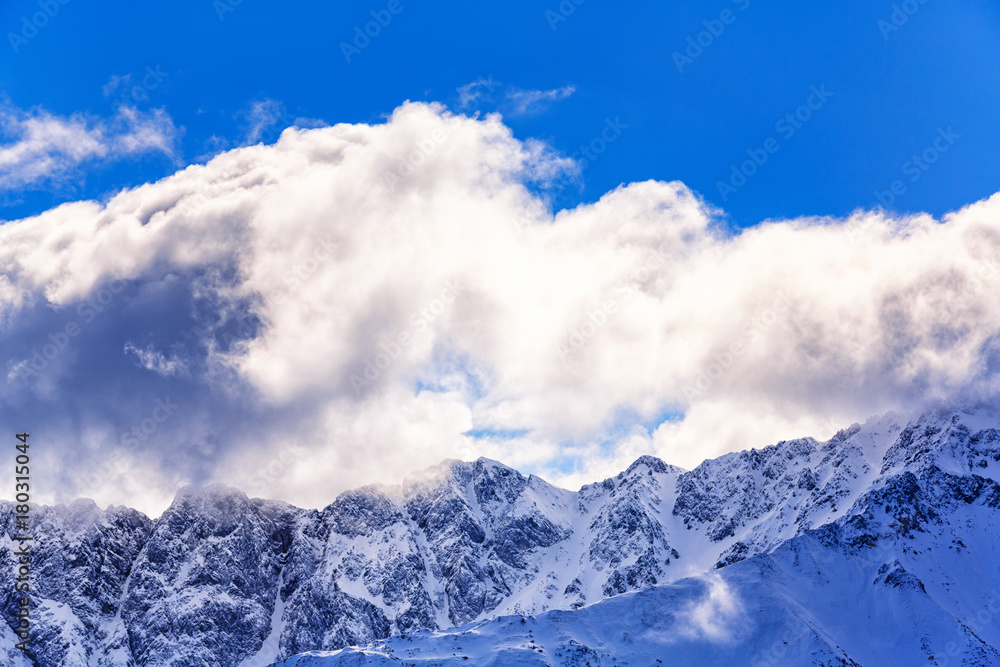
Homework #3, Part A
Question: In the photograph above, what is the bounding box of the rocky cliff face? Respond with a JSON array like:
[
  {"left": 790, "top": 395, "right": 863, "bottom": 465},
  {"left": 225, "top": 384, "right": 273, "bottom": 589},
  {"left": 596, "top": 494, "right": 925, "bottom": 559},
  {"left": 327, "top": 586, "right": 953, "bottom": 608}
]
[
  {"left": 1, "top": 406, "right": 997, "bottom": 666},
  {"left": 276, "top": 406, "right": 1000, "bottom": 667},
  {"left": 117, "top": 485, "right": 287, "bottom": 666},
  {"left": 0, "top": 500, "right": 151, "bottom": 666}
]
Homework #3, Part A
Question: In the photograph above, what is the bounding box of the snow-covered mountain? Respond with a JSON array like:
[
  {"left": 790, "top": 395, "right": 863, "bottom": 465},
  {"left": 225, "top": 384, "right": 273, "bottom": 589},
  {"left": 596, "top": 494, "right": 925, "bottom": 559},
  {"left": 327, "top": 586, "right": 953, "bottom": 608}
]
[{"left": 2, "top": 405, "right": 999, "bottom": 665}]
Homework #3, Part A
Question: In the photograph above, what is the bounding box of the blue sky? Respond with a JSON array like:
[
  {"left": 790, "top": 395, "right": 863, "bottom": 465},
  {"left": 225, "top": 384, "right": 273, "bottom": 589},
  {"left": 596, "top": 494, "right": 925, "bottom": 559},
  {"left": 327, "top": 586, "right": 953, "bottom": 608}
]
[
  {"left": 2, "top": 0, "right": 999, "bottom": 514},
  {"left": 3, "top": 0, "right": 999, "bottom": 224}
]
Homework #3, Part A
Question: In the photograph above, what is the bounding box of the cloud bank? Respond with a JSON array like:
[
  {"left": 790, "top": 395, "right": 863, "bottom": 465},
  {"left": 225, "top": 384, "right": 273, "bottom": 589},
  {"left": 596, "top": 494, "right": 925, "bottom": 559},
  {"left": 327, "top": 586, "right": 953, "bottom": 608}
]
[
  {"left": 1, "top": 101, "right": 998, "bottom": 514},
  {"left": 0, "top": 102, "right": 179, "bottom": 191}
]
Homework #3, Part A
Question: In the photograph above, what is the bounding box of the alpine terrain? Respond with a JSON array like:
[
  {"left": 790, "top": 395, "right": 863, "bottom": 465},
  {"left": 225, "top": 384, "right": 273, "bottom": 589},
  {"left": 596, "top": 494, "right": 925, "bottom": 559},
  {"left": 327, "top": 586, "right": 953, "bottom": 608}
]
[{"left": 2, "top": 405, "right": 999, "bottom": 666}]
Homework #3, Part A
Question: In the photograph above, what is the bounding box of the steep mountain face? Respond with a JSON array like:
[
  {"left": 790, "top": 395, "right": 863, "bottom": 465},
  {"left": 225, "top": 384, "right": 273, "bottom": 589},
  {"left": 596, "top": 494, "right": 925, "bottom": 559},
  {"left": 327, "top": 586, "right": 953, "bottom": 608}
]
[
  {"left": 274, "top": 407, "right": 1000, "bottom": 667},
  {"left": 115, "top": 485, "right": 289, "bottom": 667},
  {"left": 1, "top": 406, "right": 998, "bottom": 666},
  {"left": 0, "top": 500, "right": 152, "bottom": 667}
]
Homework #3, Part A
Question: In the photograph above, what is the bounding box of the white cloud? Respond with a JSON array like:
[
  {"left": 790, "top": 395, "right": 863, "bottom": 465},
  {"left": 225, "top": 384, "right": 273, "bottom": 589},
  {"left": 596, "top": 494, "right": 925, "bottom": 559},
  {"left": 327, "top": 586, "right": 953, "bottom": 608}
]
[
  {"left": 456, "top": 80, "right": 573, "bottom": 116},
  {"left": 101, "top": 74, "right": 131, "bottom": 99},
  {"left": 0, "top": 102, "right": 179, "bottom": 190},
  {"left": 198, "top": 99, "right": 327, "bottom": 159},
  {"left": 676, "top": 575, "right": 745, "bottom": 643},
  {"left": 1, "top": 101, "right": 999, "bottom": 513},
  {"left": 243, "top": 99, "right": 287, "bottom": 144},
  {"left": 124, "top": 341, "right": 188, "bottom": 376},
  {"left": 505, "top": 85, "right": 576, "bottom": 115},
  {"left": 457, "top": 77, "right": 502, "bottom": 111}
]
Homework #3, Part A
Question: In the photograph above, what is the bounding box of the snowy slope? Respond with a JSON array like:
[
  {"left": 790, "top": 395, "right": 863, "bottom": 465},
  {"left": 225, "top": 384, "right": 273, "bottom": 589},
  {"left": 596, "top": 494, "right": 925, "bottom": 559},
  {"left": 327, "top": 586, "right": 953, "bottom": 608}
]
[
  {"left": 278, "top": 526, "right": 1000, "bottom": 667},
  {"left": 0, "top": 405, "right": 998, "bottom": 665}
]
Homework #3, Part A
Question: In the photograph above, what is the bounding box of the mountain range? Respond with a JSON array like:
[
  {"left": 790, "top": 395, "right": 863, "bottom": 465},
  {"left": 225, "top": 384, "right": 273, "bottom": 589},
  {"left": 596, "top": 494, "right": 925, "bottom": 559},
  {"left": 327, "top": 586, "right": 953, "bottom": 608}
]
[{"left": 2, "top": 405, "right": 999, "bottom": 666}]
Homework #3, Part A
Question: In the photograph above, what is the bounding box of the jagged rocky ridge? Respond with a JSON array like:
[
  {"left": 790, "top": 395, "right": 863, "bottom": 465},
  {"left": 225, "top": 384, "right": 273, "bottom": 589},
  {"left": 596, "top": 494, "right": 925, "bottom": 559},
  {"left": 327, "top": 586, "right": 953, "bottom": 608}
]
[{"left": 2, "top": 406, "right": 999, "bottom": 665}]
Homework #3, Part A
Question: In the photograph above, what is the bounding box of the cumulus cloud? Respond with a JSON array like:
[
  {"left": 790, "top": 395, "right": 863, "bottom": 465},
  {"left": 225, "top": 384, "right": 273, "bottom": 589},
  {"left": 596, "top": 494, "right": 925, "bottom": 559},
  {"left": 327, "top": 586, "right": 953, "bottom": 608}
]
[
  {"left": 0, "top": 101, "right": 179, "bottom": 190},
  {"left": 0, "top": 101, "right": 998, "bottom": 514}
]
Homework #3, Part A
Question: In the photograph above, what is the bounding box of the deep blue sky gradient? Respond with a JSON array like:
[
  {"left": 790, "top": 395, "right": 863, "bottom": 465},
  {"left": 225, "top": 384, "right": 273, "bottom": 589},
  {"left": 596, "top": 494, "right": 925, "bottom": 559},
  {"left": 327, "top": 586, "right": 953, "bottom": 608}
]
[{"left": 2, "top": 0, "right": 998, "bottom": 226}]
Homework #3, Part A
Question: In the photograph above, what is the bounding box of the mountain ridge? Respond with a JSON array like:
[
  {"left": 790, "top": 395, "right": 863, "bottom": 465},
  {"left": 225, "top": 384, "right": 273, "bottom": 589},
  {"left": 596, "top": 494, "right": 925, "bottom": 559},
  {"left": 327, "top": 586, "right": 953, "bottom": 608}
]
[{"left": 1, "top": 405, "right": 997, "bottom": 665}]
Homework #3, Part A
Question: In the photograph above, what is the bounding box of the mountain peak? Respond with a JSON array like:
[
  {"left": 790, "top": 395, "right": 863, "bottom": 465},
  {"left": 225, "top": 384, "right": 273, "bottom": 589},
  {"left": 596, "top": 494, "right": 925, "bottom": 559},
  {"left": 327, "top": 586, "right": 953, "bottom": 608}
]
[
  {"left": 399, "top": 456, "right": 520, "bottom": 488},
  {"left": 167, "top": 482, "right": 255, "bottom": 517},
  {"left": 625, "top": 454, "right": 684, "bottom": 476}
]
